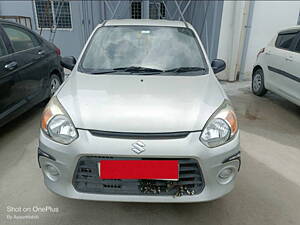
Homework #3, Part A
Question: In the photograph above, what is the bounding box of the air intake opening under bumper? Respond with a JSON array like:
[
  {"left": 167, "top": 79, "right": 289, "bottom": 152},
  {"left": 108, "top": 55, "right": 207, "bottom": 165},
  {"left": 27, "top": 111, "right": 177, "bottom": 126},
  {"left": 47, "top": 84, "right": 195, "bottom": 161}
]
[{"left": 72, "top": 156, "right": 205, "bottom": 196}]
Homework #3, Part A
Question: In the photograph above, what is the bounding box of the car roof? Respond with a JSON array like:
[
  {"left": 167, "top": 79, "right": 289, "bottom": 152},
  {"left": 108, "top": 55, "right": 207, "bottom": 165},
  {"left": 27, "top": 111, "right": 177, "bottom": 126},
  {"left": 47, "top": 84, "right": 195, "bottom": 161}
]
[
  {"left": 0, "top": 19, "right": 20, "bottom": 25},
  {"left": 0, "top": 19, "right": 31, "bottom": 29},
  {"left": 278, "top": 25, "right": 300, "bottom": 35},
  {"left": 104, "top": 19, "right": 189, "bottom": 28}
]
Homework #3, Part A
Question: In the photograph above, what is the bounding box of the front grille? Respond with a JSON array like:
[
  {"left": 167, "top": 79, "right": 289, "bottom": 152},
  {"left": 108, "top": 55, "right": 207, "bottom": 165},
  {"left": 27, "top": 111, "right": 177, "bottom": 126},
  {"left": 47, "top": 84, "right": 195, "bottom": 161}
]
[
  {"left": 73, "top": 156, "right": 205, "bottom": 196},
  {"left": 89, "top": 130, "right": 190, "bottom": 139}
]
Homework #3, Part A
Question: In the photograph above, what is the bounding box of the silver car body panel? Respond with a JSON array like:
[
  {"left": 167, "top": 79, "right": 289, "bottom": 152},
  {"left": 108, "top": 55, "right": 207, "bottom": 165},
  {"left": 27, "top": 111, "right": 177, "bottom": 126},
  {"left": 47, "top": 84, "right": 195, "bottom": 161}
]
[
  {"left": 39, "top": 130, "right": 240, "bottom": 203},
  {"left": 105, "top": 19, "right": 187, "bottom": 28},
  {"left": 57, "top": 73, "right": 225, "bottom": 132}
]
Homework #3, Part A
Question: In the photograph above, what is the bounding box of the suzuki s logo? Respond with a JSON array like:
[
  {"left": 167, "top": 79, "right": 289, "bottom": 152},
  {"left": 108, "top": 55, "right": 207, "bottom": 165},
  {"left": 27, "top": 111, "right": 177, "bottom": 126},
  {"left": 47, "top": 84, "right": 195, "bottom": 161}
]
[{"left": 131, "top": 141, "right": 145, "bottom": 154}]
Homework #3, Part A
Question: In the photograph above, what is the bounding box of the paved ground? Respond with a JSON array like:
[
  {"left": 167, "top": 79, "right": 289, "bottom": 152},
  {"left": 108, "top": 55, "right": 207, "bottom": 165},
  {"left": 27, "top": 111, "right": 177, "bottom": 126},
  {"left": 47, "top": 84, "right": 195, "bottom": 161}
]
[{"left": 0, "top": 81, "right": 299, "bottom": 225}]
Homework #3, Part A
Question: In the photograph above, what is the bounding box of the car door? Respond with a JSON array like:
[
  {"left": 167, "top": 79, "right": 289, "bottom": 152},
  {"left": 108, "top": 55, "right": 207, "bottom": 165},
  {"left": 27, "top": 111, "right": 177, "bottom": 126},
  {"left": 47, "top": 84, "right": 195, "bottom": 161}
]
[
  {"left": 0, "top": 32, "right": 21, "bottom": 120},
  {"left": 278, "top": 33, "right": 300, "bottom": 104},
  {"left": 1, "top": 23, "right": 48, "bottom": 101},
  {"left": 265, "top": 31, "right": 298, "bottom": 92}
]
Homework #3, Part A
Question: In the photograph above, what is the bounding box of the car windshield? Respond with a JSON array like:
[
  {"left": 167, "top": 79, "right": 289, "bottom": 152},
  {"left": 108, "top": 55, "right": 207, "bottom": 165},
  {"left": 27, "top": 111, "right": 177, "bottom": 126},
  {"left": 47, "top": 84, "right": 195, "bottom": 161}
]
[{"left": 79, "top": 26, "right": 208, "bottom": 75}]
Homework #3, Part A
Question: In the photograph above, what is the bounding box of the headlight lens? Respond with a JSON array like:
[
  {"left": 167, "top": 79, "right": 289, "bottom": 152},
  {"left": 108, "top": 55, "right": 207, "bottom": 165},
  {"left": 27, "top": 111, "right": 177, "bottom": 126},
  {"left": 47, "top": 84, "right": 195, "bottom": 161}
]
[
  {"left": 200, "top": 101, "right": 238, "bottom": 148},
  {"left": 41, "top": 97, "right": 78, "bottom": 145}
]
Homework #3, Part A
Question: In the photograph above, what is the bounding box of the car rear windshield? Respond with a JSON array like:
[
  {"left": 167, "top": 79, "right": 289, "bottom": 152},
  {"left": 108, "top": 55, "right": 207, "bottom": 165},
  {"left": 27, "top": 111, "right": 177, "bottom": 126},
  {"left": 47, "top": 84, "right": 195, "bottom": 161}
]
[{"left": 79, "top": 26, "right": 208, "bottom": 75}]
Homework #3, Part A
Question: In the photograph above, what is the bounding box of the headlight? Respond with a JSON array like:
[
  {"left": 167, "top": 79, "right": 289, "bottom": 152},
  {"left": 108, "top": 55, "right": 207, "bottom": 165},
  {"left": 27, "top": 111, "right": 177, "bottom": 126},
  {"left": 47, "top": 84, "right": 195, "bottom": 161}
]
[
  {"left": 200, "top": 101, "right": 238, "bottom": 148},
  {"left": 41, "top": 97, "right": 78, "bottom": 144}
]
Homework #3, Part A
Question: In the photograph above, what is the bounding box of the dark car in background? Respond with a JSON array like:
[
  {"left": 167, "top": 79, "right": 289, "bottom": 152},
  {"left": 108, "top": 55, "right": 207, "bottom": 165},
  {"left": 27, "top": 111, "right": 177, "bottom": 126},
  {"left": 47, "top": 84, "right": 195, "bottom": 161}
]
[{"left": 0, "top": 20, "right": 64, "bottom": 127}]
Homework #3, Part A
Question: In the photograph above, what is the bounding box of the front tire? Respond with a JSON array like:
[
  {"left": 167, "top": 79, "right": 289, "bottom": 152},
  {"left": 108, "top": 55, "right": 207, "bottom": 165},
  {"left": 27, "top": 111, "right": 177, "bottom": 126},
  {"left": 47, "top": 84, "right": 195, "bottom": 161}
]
[{"left": 252, "top": 69, "right": 267, "bottom": 96}]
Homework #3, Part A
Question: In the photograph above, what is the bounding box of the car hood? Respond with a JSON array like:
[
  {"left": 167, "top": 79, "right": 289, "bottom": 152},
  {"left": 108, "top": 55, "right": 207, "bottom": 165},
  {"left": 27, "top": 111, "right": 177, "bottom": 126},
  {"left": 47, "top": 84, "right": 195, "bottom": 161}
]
[{"left": 57, "top": 72, "right": 226, "bottom": 132}]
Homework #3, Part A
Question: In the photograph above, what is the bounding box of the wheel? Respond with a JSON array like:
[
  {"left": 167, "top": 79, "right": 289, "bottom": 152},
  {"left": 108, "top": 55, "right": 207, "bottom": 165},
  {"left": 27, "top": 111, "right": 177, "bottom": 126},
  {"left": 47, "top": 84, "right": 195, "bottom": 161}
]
[
  {"left": 49, "top": 74, "right": 61, "bottom": 97},
  {"left": 252, "top": 69, "right": 267, "bottom": 96}
]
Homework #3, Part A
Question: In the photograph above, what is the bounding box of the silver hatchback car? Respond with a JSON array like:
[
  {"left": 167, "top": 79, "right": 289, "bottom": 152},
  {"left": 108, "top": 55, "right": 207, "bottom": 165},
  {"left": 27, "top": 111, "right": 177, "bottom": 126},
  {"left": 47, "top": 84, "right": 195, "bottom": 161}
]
[{"left": 38, "top": 19, "right": 240, "bottom": 203}]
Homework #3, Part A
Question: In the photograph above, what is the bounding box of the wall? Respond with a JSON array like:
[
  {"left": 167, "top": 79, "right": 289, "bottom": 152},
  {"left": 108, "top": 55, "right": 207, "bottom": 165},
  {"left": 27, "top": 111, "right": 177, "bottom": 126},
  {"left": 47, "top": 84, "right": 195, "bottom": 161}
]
[
  {"left": 0, "top": 0, "right": 224, "bottom": 62},
  {"left": 165, "top": 0, "right": 224, "bottom": 61},
  {"left": 217, "top": 1, "right": 247, "bottom": 81},
  {"left": 187, "top": 0, "right": 224, "bottom": 61},
  {"left": 243, "top": 1, "right": 300, "bottom": 78},
  {"left": 79, "top": 1, "right": 102, "bottom": 44},
  {"left": 0, "top": 0, "right": 92, "bottom": 57},
  {"left": 218, "top": 1, "right": 300, "bottom": 81}
]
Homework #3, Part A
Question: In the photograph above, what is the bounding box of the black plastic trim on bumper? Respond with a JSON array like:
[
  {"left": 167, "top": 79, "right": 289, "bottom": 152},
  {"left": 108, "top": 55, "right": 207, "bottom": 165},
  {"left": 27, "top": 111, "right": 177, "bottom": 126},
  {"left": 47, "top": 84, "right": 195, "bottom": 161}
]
[
  {"left": 38, "top": 148, "right": 56, "bottom": 168},
  {"left": 88, "top": 130, "right": 191, "bottom": 139},
  {"left": 222, "top": 151, "right": 241, "bottom": 171},
  {"left": 72, "top": 156, "right": 205, "bottom": 196}
]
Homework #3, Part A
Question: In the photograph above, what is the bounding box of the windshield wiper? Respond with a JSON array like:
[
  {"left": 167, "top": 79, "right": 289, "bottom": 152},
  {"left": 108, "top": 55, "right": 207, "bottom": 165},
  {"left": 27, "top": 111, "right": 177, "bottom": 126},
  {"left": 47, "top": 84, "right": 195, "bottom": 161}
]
[
  {"left": 88, "top": 69, "right": 119, "bottom": 74},
  {"left": 87, "top": 67, "right": 162, "bottom": 75},
  {"left": 113, "top": 66, "right": 163, "bottom": 73},
  {"left": 164, "top": 67, "right": 206, "bottom": 73},
  {"left": 87, "top": 66, "right": 205, "bottom": 75}
]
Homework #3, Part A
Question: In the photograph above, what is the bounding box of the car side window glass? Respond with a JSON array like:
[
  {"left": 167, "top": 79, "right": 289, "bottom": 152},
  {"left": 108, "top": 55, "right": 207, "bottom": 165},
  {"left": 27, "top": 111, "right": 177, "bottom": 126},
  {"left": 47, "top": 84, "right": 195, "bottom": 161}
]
[
  {"left": 2, "top": 24, "right": 39, "bottom": 52},
  {"left": 0, "top": 38, "right": 8, "bottom": 57},
  {"left": 294, "top": 38, "right": 300, "bottom": 53},
  {"left": 275, "top": 33, "right": 297, "bottom": 50}
]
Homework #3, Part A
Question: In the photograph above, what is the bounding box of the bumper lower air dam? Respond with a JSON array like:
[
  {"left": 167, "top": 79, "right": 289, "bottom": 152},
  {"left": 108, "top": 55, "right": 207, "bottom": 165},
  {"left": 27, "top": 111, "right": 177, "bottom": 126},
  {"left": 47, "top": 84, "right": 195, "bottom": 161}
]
[{"left": 72, "top": 156, "right": 205, "bottom": 196}]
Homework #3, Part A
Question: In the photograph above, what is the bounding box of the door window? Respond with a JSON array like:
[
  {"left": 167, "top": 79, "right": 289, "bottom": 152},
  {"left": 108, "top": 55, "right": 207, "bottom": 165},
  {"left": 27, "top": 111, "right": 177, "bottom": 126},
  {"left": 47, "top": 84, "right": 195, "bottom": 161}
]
[
  {"left": 275, "top": 33, "right": 297, "bottom": 50},
  {"left": 131, "top": 1, "right": 142, "bottom": 19},
  {"left": 294, "top": 37, "right": 300, "bottom": 53},
  {"left": 0, "top": 38, "right": 8, "bottom": 57},
  {"left": 34, "top": 0, "right": 72, "bottom": 29},
  {"left": 2, "top": 24, "right": 39, "bottom": 52},
  {"left": 131, "top": 1, "right": 166, "bottom": 19}
]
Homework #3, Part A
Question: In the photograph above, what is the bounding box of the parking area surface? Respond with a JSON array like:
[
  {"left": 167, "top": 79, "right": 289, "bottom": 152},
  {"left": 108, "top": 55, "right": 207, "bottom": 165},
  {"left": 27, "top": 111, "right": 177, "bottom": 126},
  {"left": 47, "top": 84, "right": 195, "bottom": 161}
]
[{"left": 0, "top": 81, "right": 300, "bottom": 225}]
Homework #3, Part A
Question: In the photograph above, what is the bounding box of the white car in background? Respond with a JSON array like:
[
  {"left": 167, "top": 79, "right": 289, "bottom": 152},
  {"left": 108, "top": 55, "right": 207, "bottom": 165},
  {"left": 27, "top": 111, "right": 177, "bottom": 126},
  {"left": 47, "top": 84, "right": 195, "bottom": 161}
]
[{"left": 252, "top": 26, "right": 300, "bottom": 106}]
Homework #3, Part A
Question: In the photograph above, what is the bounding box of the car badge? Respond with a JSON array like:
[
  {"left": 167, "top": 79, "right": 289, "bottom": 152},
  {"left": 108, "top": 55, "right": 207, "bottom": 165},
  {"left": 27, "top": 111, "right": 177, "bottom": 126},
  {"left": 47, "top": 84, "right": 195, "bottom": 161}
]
[{"left": 131, "top": 141, "right": 145, "bottom": 154}]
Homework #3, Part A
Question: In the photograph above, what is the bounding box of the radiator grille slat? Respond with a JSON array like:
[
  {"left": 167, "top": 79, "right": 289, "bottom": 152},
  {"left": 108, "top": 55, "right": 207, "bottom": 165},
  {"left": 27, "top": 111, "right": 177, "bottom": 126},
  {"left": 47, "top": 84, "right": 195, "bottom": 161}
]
[{"left": 73, "top": 156, "right": 205, "bottom": 196}]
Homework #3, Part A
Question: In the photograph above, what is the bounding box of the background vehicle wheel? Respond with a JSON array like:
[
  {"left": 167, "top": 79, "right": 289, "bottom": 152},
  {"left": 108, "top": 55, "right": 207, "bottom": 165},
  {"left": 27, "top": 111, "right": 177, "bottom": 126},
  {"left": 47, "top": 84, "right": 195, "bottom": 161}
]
[
  {"left": 49, "top": 74, "right": 61, "bottom": 97},
  {"left": 252, "top": 69, "right": 267, "bottom": 96}
]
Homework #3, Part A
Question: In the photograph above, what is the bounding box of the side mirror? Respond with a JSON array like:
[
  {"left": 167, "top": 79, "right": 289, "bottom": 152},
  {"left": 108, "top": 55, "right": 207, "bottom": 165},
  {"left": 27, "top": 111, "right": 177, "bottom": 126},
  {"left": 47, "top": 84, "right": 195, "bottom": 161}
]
[
  {"left": 211, "top": 59, "right": 226, "bottom": 74},
  {"left": 61, "top": 56, "right": 76, "bottom": 70}
]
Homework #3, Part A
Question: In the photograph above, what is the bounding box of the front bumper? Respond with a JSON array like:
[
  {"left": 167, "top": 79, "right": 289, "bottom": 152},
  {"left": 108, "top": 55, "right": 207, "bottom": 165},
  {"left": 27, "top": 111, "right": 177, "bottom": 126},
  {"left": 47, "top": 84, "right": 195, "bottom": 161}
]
[{"left": 38, "top": 129, "right": 240, "bottom": 202}]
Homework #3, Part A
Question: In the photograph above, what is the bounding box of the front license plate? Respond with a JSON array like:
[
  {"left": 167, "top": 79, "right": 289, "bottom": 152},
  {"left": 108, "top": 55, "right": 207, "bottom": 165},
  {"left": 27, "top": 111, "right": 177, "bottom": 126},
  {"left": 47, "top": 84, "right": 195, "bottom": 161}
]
[{"left": 98, "top": 160, "right": 179, "bottom": 180}]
